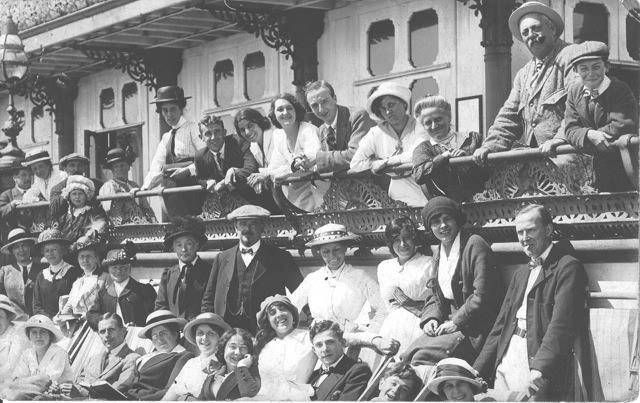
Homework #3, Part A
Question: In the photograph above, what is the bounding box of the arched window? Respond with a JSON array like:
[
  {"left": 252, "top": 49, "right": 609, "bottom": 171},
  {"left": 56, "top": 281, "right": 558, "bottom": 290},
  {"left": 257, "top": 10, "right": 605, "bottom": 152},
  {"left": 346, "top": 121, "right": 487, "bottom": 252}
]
[
  {"left": 410, "top": 77, "right": 439, "bottom": 110},
  {"left": 214, "top": 59, "right": 234, "bottom": 107},
  {"left": 368, "top": 19, "right": 395, "bottom": 76},
  {"left": 410, "top": 9, "right": 438, "bottom": 67},
  {"left": 573, "top": 2, "right": 608, "bottom": 44},
  {"left": 122, "top": 82, "right": 138, "bottom": 124},
  {"left": 244, "top": 52, "right": 266, "bottom": 101},
  {"left": 100, "top": 88, "right": 117, "bottom": 129}
]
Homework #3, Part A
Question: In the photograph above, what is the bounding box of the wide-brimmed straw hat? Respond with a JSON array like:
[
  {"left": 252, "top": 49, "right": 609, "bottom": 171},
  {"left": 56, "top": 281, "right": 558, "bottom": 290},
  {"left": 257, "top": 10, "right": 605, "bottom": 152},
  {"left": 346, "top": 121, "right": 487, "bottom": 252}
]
[
  {"left": 0, "top": 295, "right": 18, "bottom": 321},
  {"left": 59, "top": 153, "right": 90, "bottom": 170},
  {"left": 183, "top": 312, "right": 232, "bottom": 346},
  {"left": 24, "top": 314, "right": 65, "bottom": 344},
  {"left": 163, "top": 216, "right": 208, "bottom": 251},
  {"left": 1, "top": 228, "right": 37, "bottom": 255},
  {"left": 22, "top": 149, "right": 51, "bottom": 167},
  {"left": 426, "top": 358, "right": 487, "bottom": 396},
  {"left": 33, "top": 228, "right": 72, "bottom": 255},
  {"left": 149, "top": 86, "right": 192, "bottom": 105},
  {"left": 508, "top": 1, "right": 564, "bottom": 42},
  {"left": 256, "top": 294, "right": 299, "bottom": 328},
  {"left": 61, "top": 175, "right": 95, "bottom": 201},
  {"left": 366, "top": 81, "right": 412, "bottom": 119},
  {"left": 305, "top": 223, "right": 359, "bottom": 248},
  {"left": 138, "top": 310, "right": 188, "bottom": 339},
  {"left": 102, "top": 241, "right": 137, "bottom": 267}
]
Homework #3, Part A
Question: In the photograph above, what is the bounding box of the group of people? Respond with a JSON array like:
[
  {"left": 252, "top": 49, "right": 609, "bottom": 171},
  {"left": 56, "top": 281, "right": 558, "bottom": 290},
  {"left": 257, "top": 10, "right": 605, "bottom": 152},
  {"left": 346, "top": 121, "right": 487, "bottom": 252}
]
[{"left": 0, "top": 1, "right": 631, "bottom": 401}]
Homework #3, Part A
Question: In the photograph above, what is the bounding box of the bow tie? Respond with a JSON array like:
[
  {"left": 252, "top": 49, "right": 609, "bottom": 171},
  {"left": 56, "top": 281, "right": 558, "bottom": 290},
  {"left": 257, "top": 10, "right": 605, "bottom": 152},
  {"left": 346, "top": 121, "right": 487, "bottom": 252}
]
[
  {"left": 240, "top": 248, "right": 254, "bottom": 255},
  {"left": 584, "top": 88, "right": 599, "bottom": 99},
  {"left": 319, "top": 366, "right": 333, "bottom": 376},
  {"left": 528, "top": 257, "right": 543, "bottom": 269}
]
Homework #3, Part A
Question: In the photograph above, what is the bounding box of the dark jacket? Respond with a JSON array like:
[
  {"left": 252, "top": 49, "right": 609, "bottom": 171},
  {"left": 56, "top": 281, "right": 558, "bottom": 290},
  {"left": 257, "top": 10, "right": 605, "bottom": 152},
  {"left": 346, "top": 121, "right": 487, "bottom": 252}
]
[
  {"left": 200, "top": 365, "right": 260, "bottom": 400},
  {"left": 32, "top": 264, "right": 83, "bottom": 318},
  {"left": 562, "top": 77, "right": 638, "bottom": 192},
  {"left": 201, "top": 242, "right": 303, "bottom": 331},
  {"left": 309, "top": 355, "right": 372, "bottom": 401},
  {"left": 0, "top": 187, "right": 32, "bottom": 235},
  {"left": 474, "top": 240, "right": 588, "bottom": 400},
  {"left": 194, "top": 134, "right": 258, "bottom": 184},
  {"left": 86, "top": 277, "right": 157, "bottom": 330},
  {"left": 316, "top": 105, "right": 376, "bottom": 173},
  {"left": 155, "top": 257, "right": 210, "bottom": 320},
  {"left": 126, "top": 349, "right": 194, "bottom": 400}
]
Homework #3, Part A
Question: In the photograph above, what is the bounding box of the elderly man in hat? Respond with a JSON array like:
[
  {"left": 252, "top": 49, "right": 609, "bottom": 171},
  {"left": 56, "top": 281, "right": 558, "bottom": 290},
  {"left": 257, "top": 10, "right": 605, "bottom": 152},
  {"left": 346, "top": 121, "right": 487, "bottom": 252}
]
[
  {"left": 0, "top": 159, "right": 33, "bottom": 235},
  {"left": 140, "top": 86, "right": 206, "bottom": 218},
  {"left": 156, "top": 216, "right": 210, "bottom": 320},
  {"left": 473, "top": 204, "right": 588, "bottom": 400},
  {"left": 350, "top": 81, "right": 428, "bottom": 206},
  {"left": 202, "top": 205, "right": 303, "bottom": 332},
  {"left": 473, "top": 2, "right": 590, "bottom": 182},
  {"left": 22, "top": 149, "right": 67, "bottom": 203}
]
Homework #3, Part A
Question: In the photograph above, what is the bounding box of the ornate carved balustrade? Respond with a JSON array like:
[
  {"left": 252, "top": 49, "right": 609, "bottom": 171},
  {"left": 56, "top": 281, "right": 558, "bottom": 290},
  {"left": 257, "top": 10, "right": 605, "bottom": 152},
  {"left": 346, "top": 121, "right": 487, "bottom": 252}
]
[{"left": 15, "top": 136, "right": 639, "bottom": 252}]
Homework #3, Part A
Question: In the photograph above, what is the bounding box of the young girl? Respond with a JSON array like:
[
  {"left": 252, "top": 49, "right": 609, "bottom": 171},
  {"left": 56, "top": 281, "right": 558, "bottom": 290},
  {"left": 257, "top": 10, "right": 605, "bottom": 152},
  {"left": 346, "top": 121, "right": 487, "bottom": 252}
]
[
  {"left": 0, "top": 315, "right": 73, "bottom": 400},
  {"left": 49, "top": 175, "right": 110, "bottom": 243}
]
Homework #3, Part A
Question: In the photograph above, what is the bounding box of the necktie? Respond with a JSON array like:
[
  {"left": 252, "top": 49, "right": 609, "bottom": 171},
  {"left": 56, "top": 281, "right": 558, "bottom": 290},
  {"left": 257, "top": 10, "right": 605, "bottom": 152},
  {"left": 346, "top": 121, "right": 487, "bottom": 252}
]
[
  {"left": 173, "top": 263, "right": 192, "bottom": 306},
  {"left": 22, "top": 265, "right": 28, "bottom": 284},
  {"left": 323, "top": 126, "right": 337, "bottom": 151},
  {"left": 169, "top": 128, "right": 178, "bottom": 157},
  {"left": 100, "top": 351, "right": 110, "bottom": 372},
  {"left": 528, "top": 257, "right": 543, "bottom": 269},
  {"left": 214, "top": 152, "right": 223, "bottom": 172},
  {"left": 529, "top": 59, "right": 544, "bottom": 88},
  {"left": 584, "top": 88, "right": 599, "bottom": 101},
  {"left": 240, "top": 248, "right": 254, "bottom": 256}
]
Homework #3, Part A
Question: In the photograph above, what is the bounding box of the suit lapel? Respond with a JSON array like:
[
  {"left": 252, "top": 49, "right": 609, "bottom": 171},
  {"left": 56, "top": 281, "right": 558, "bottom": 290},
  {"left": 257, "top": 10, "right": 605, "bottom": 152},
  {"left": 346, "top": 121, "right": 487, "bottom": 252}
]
[
  {"left": 251, "top": 245, "right": 268, "bottom": 284},
  {"left": 216, "top": 371, "right": 239, "bottom": 400},
  {"left": 335, "top": 106, "right": 350, "bottom": 150},
  {"left": 316, "top": 356, "right": 354, "bottom": 401},
  {"left": 100, "top": 344, "right": 133, "bottom": 378}
]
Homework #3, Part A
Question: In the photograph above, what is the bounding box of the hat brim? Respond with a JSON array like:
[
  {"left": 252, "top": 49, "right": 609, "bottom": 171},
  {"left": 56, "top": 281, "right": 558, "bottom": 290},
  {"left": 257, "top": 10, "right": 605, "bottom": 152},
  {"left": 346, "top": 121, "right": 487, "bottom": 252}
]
[
  {"left": 33, "top": 238, "right": 72, "bottom": 254},
  {"left": 149, "top": 96, "right": 192, "bottom": 105},
  {"left": 1, "top": 237, "right": 37, "bottom": 255},
  {"left": 305, "top": 234, "right": 360, "bottom": 248},
  {"left": 509, "top": 3, "right": 564, "bottom": 42},
  {"left": 164, "top": 231, "right": 208, "bottom": 250},
  {"left": 366, "top": 86, "right": 412, "bottom": 119},
  {"left": 25, "top": 322, "right": 65, "bottom": 344},
  {"left": 22, "top": 157, "right": 51, "bottom": 167},
  {"left": 256, "top": 298, "right": 300, "bottom": 329},
  {"left": 103, "top": 257, "right": 136, "bottom": 267},
  {"left": 102, "top": 157, "right": 130, "bottom": 169},
  {"left": 138, "top": 317, "right": 188, "bottom": 339},
  {"left": 0, "top": 303, "right": 18, "bottom": 319},
  {"left": 426, "top": 375, "right": 483, "bottom": 395},
  {"left": 184, "top": 317, "right": 232, "bottom": 346}
]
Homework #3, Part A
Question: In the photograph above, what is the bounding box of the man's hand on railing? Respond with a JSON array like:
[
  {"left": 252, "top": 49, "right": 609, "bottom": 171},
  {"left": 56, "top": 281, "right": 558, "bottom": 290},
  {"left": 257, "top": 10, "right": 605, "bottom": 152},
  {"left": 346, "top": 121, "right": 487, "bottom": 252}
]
[
  {"left": 473, "top": 147, "right": 490, "bottom": 165},
  {"left": 442, "top": 149, "right": 467, "bottom": 159},
  {"left": 247, "top": 172, "right": 269, "bottom": 187},
  {"left": 539, "top": 138, "right": 566, "bottom": 158},
  {"left": 370, "top": 158, "right": 389, "bottom": 175},
  {"left": 170, "top": 166, "right": 192, "bottom": 181},
  {"left": 129, "top": 187, "right": 140, "bottom": 198},
  {"left": 587, "top": 130, "right": 615, "bottom": 153}
]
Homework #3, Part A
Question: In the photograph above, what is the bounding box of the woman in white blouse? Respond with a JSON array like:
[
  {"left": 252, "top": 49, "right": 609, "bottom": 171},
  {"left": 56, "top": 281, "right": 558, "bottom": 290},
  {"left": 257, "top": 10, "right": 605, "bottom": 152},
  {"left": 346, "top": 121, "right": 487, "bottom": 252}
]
[
  {"left": 377, "top": 216, "right": 433, "bottom": 357},
  {"left": 267, "top": 93, "right": 325, "bottom": 211},
  {"left": 22, "top": 149, "right": 67, "bottom": 203},
  {"left": 350, "top": 81, "right": 429, "bottom": 206},
  {"left": 252, "top": 295, "right": 317, "bottom": 401},
  {"left": 0, "top": 295, "right": 30, "bottom": 383}
]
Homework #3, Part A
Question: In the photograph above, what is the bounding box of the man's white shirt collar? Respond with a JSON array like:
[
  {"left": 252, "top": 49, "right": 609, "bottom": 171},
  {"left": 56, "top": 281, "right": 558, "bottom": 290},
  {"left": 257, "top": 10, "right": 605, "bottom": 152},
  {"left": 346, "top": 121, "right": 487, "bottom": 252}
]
[
  {"left": 179, "top": 256, "right": 199, "bottom": 269},
  {"left": 240, "top": 240, "right": 261, "bottom": 254},
  {"left": 329, "top": 109, "right": 339, "bottom": 131},
  {"left": 108, "top": 341, "right": 127, "bottom": 356},
  {"left": 584, "top": 75, "right": 611, "bottom": 96}
]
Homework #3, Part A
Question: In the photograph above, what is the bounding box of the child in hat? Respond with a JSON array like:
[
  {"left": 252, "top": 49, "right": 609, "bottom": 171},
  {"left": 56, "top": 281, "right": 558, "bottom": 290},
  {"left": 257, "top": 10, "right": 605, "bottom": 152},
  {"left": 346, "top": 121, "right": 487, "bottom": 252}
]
[{"left": 553, "top": 41, "right": 638, "bottom": 191}]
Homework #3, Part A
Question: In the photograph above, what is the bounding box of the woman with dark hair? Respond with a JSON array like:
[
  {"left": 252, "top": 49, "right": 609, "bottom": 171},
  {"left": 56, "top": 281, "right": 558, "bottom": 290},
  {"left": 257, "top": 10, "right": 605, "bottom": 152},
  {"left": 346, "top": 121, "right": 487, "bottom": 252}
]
[
  {"left": 200, "top": 327, "right": 260, "bottom": 400},
  {"left": 267, "top": 93, "right": 324, "bottom": 211},
  {"left": 252, "top": 295, "right": 316, "bottom": 400},
  {"left": 377, "top": 216, "right": 433, "bottom": 357},
  {"left": 401, "top": 197, "right": 503, "bottom": 366}
]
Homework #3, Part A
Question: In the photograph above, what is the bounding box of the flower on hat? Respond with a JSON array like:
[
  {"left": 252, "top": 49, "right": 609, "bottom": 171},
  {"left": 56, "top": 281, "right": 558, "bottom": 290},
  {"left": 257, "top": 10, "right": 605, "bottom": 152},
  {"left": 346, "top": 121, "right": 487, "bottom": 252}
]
[{"left": 103, "top": 241, "right": 138, "bottom": 266}]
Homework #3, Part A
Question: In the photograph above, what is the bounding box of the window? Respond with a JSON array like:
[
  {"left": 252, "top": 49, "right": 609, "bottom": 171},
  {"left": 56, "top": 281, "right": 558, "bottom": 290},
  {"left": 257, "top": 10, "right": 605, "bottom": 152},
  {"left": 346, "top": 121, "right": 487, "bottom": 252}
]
[
  {"left": 573, "top": 2, "right": 608, "bottom": 44},
  {"left": 31, "top": 106, "right": 53, "bottom": 143},
  {"left": 244, "top": 52, "right": 266, "bottom": 101},
  {"left": 409, "top": 9, "right": 438, "bottom": 67},
  {"left": 410, "top": 77, "right": 439, "bottom": 109},
  {"left": 122, "top": 82, "right": 138, "bottom": 124},
  {"left": 368, "top": 19, "right": 395, "bottom": 76},
  {"left": 100, "top": 88, "right": 117, "bottom": 129},
  {"left": 627, "top": 11, "right": 640, "bottom": 60},
  {"left": 214, "top": 59, "right": 234, "bottom": 107}
]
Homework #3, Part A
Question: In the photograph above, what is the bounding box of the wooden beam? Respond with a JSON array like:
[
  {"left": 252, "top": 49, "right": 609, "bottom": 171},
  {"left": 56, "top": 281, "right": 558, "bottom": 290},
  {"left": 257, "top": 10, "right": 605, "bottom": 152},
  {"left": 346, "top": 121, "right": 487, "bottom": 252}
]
[{"left": 148, "top": 22, "right": 238, "bottom": 48}]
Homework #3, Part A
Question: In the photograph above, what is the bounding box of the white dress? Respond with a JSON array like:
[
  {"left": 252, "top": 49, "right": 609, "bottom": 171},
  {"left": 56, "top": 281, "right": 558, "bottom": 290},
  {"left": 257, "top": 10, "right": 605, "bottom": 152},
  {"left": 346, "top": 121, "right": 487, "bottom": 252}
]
[
  {"left": 377, "top": 253, "right": 432, "bottom": 356},
  {"left": 268, "top": 121, "right": 326, "bottom": 211},
  {"left": 162, "top": 353, "right": 217, "bottom": 400},
  {"left": 0, "top": 323, "right": 31, "bottom": 382}
]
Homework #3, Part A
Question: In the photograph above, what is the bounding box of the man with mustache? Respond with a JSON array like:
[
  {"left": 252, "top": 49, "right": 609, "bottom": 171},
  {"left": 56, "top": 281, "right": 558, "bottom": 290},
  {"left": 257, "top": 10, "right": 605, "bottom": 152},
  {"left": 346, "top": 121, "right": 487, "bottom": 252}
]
[
  {"left": 473, "top": 2, "right": 588, "bottom": 181},
  {"left": 201, "top": 205, "right": 303, "bottom": 332},
  {"left": 473, "top": 204, "right": 588, "bottom": 400}
]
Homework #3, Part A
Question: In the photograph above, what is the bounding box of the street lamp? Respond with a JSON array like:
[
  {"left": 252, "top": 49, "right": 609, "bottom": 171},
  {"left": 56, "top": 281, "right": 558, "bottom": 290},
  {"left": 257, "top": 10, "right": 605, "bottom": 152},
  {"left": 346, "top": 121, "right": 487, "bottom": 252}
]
[{"left": 0, "top": 15, "right": 28, "bottom": 167}]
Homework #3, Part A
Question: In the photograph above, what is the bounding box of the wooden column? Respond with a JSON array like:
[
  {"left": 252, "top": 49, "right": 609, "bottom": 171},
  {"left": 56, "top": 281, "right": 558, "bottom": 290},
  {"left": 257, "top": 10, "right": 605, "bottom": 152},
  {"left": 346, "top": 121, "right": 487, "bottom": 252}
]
[{"left": 54, "top": 80, "right": 78, "bottom": 158}]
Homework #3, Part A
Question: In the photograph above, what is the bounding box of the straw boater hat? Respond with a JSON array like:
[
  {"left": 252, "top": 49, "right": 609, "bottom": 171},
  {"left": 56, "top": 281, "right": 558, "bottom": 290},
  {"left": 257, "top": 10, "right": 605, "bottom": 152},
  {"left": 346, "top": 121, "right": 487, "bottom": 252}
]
[
  {"left": 33, "top": 228, "right": 72, "bottom": 255},
  {"left": 226, "top": 205, "right": 271, "bottom": 221},
  {"left": 508, "top": 1, "right": 564, "bottom": 42},
  {"left": 59, "top": 153, "right": 90, "bottom": 170},
  {"left": 61, "top": 175, "right": 95, "bottom": 201},
  {"left": 138, "top": 310, "right": 188, "bottom": 339},
  {"left": 102, "top": 241, "right": 137, "bottom": 267},
  {"left": 24, "top": 314, "right": 65, "bottom": 343},
  {"left": 183, "top": 312, "right": 232, "bottom": 346},
  {"left": 366, "top": 81, "right": 412, "bottom": 120},
  {"left": 102, "top": 148, "right": 134, "bottom": 169},
  {"left": 22, "top": 149, "right": 51, "bottom": 167},
  {"left": 569, "top": 41, "right": 609, "bottom": 67},
  {"left": 426, "top": 358, "right": 487, "bottom": 396},
  {"left": 0, "top": 295, "right": 18, "bottom": 321},
  {"left": 149, "top": 86, "right": 192, "bottom": 105},
  {"left": 1, "top": 227, "right": 37, "bottom": 255},
  {"left": 163, "top": 216, "right": 208, "bottom": 250},
  {"left": 256, "top": 294, "right": 300, "bottom": 328},
  {"left": 305, "top": 223, "right": 359, "bottom": 248}
]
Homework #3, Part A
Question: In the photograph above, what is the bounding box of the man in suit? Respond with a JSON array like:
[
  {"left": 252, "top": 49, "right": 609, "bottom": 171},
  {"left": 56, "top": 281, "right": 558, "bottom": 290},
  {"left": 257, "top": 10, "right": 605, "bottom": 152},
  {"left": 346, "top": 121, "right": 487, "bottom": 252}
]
[
  {"left": 473, "top": 204, "right": 588, "bottom": 400},
  {"left": 201, "top": 205, "right": 303, "bottom": 332},
  {"left": 308, "top": 320, "right": 372, "bottom": 401},
  {"left": 0, "top": 159, "right": 33, "bottom": 237},
  {"left": 58, "top": 313, "right": 140, "bottom": 398},
  {"left": 87, "top": 244, "right": 156, "bottom": 330},
  {"left": 304, "top": 80, "right": 376, "bottom": 173},
  {"left": 156, "top": 216, "right": 210, "bottom": 320}
]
